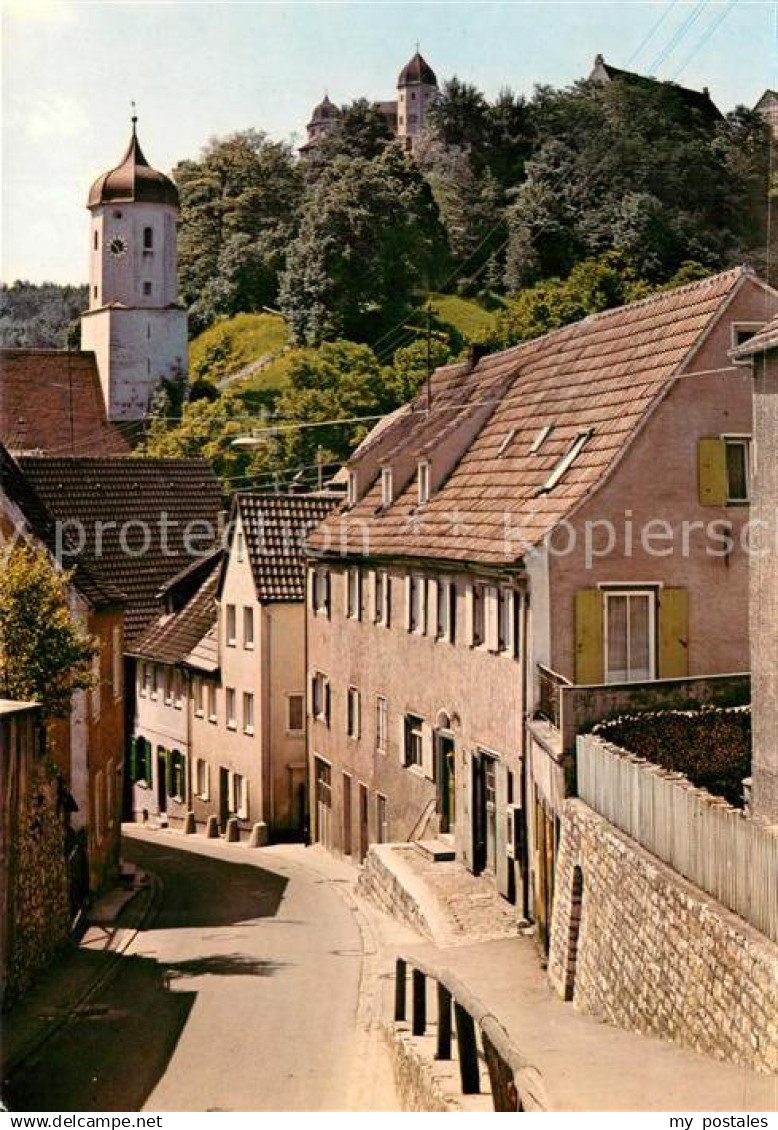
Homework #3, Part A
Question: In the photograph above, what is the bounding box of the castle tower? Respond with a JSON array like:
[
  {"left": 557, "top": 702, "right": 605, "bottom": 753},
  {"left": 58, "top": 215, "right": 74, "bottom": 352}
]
[
  {"left": 80, "top": 116, "right": 187, "bottom": 422},
  {"left": 396, "top": 50, "right": 438, "bottom": 152},
  {"left": 299, "top": 94, "right": 341, "bottom": 158}
]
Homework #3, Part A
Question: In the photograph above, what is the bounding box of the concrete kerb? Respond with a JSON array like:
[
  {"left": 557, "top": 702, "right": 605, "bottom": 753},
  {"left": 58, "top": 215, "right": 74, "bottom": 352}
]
[{"left": 396, "top": 946, "right": 549, "bottom": 1113}]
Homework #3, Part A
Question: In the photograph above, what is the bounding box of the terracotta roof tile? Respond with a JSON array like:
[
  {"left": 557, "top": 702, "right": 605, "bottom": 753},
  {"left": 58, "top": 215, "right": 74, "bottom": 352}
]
[
  {"left": 309, "top": 267, "right": 763, "bottom": 566},
  {"left": 235, "top": 493, "right": 338, "bottom": 602},
  {"left": 129, "top": 557, "right": 220, "bottom": 664}
]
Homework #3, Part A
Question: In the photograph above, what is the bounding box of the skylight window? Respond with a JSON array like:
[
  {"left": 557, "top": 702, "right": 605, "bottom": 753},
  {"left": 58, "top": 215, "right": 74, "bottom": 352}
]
[
  {"left": 497, "top": 429, "right": 516, "bottom": 458},
  {"left": 530, "top": 424, "right": 555, "bottom": 454},
  {"left": 539, "top": 430, "right": 593, "bottom": 493}
]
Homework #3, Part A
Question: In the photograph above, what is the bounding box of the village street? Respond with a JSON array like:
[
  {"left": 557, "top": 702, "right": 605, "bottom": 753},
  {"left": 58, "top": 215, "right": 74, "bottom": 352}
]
[{"left": 3, "top": 828, "right": 400, "bottom": 1113}]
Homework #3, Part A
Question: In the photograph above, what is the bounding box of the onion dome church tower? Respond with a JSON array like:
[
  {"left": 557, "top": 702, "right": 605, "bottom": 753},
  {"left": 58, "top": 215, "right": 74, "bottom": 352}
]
[
  {"left": 396, "top": 50, "right": 438, "bottom": 151},
  {"left": 80, "top": 115, "right": 187, "bottom": 423}
]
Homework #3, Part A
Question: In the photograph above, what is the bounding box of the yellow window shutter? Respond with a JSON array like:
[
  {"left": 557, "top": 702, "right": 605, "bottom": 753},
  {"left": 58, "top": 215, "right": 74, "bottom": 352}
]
[
  {"left": 658, "top": 588, "right": 689, "bottom": 678},
  {"left": 698, "top": 438, "right": 728, "bottom": 506},
  {"left": 575, "top": 589, "right": 604, "bottom": 685}
]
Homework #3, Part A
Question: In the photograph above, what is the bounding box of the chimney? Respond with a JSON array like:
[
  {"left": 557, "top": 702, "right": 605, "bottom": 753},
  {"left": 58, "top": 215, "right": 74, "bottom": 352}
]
[{"left": 466, "top": 343, "right": 490, "bottom": 371}]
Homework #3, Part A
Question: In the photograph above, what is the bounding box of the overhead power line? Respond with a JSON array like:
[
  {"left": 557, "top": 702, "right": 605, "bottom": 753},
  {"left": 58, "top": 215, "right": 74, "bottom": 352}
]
[{"left": 626, "top": 0, "right": 682, "bottom": 66}]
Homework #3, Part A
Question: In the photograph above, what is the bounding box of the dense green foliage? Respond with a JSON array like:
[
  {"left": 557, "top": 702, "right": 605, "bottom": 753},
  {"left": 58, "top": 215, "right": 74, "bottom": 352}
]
[
  {"left": 0, "top": 282, "right": 88, "bottom": 348},
  {"left": 189, "top": 312, "right": 289, "bottom": 385},
  {"left": 593, "top": 707, "right": 751, "bottom": 807}
]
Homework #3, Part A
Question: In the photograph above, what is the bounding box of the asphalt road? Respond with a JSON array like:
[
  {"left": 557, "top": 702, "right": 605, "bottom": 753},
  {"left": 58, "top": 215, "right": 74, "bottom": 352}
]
[{"left": 5, "top": 829, "right": 398, "bottom": 1112}]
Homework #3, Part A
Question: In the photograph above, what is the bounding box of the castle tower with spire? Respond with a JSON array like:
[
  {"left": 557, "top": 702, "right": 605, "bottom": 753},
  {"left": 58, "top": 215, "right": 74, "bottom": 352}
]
[
  {"left": 396, "top": 49, "right": 438, "bottom": 151},
  {"left": 80, "top": 116, "right": 187, "bottom": 422}
]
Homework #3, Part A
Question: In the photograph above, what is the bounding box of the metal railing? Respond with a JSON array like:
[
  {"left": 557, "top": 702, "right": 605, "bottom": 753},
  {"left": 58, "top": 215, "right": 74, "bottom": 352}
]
[
  {"left": 393, "top": 953, "right": 548, "bottom": 1111},
  {"left": 535, "top": 664, "right": 570, "bottom": 731},
  {"left": 578, "top": 734, "right": 778, "bottom": 943}
]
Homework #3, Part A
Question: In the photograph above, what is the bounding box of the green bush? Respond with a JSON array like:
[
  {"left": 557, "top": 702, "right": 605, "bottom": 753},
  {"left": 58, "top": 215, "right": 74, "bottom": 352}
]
[{"left": 593, "top": 706, "right": 751, "bottom": 808}]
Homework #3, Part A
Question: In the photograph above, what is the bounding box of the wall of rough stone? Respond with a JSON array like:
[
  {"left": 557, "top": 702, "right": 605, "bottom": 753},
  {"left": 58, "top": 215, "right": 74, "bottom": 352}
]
[
  {"left": 1, "top": 746, "right": 71, "bottom": 1009},
  {"left": 548, "top": 799, "right": 778, "bottom": 1074}
]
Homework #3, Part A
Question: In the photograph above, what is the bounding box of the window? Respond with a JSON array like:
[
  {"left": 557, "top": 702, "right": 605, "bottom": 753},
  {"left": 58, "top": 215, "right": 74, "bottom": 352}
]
[
  {"left": 347, "top": 469, "right": 358, "bottom": 507},
  {"left": 243, "top": 692, "right": 255, "bottom": 735},
  {"left": 143, "top": 282, "right": 152, "bottom": 296},
  {"left": 139, "top": 663, "right": 149, "bottom": 697},
  {"left": 472, "top": 584, "right": 485, "bottom": 647},
  {"left": 231, "top": 772, "right": 248, "bottom": 819},
  {"left": 373, "top": 569, "right": 392, "bottom": 627},
  {"left": 195, "top": 758, "right": 210, "bottom": 800},
  {"left": 408, "top": 575, "right": 425, "bottom": 633},
  {"left": 530, "top": 424, "right": 554, "bottom": 453},
  {"left": 194, "top": 677, "right": 205, "bottom": 717},
  {"left": 165, "top": 667, "right": 174, "bottom": 705},
  {"left": 604, "top": 590, "right": 656, "bottom": 684},
  {"left": 170, "top": 751, "right": 186, "bottom": 801},
  {"left": 403, "top": 714, "right": 424, "bottom": 768},
  {"left": 498, "top": 589, "right": 513, "bottom": 653},
  {"left": 244, "top": 606, "right": 254, "bottom": 649},
  {"left": 347, "top": 687, "right": 361, "bottom": 738},
  {"left": 732, "top": 323, "right": 761, "bottom": 363},
  {"left": 208, "top": 682, "right": 217, "bottom": 723},
  {"left": 226, "top": 687, "right": 237, "bottom": 729},
  {"left": 312, "top": 672, "right": 330, "bottom": 724},
  {"left": 724, "top": 437, "right": 750, "bottom": 503},
  {"left": 540, "top": 430, "right": 592, "bottom": 493},
  {"left": 288, "top": 693, "right": 304, "bottom": 733},
  {"left": 347, "top": 568, "right": 363, "bottom": 620},
  {"left": 497, "top": 429, "right": 516, "bottom": 458},
  {"left": 435, "top": 579, "right": 453, "bottom": 641},
  {"left": 418, "top": 461, "right": 430, "bottom": 506},
  {"left": 174, "top": 669, "right": 184, "bottom": 709},
  {"left": 112, "top": 625, "right": 122, "bottom": 698},
  {"left": 381, "top": 466, "right": 393, "bottom": 507},
  {"left": 226, "top": 604, "right": 237, "bottom": 646},
  {"left": 376, "top": 695, "right": 388, "bottom": 754},
  {"left": 143, "top": 226, "right": 153, "bottom": 250},
  {"left": 93, "top": 230, "right": 99, "bottom": 251},
  {"left": 377, "top": 794, "right": 389, "bottom": 844},
  {"left": 150, "top": 664, "right": 159, "bottom": 699},
  {"left": 312, "top": 567, "right": 330, "bottom": 615}
]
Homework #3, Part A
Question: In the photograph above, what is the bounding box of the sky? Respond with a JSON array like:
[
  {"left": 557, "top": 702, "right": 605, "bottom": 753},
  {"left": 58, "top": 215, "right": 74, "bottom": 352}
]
[{"left": 1, "top": 0, "right": 775, "bottom": 284}]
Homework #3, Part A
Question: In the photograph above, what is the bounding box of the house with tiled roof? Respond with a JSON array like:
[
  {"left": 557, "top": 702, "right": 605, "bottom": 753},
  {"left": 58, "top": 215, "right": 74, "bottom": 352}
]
[
  {"left": 305, "top": 266, "right": 778, "bottom": 937},
  {"left": 1, "top": 445, "right": 126, "bottom": 895},
  {"left": 125, "top": 491, "right": 336, "bottom": 841},
  {"left": 588, "top": 53, "right": 722, "bottom": 122}
]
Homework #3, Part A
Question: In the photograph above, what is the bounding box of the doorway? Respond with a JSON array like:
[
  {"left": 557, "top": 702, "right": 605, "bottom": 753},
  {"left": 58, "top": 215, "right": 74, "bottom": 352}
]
[
  {"left": 314, "top": 758, "right": 332, "bottom": 849},
  {"left": 219, "top": 766, "right": 230, "bottom": 832},
  {"left": 358, "top": 783, "right": 369, "bottom": 862},
  {"left": 472, "top": 750, "right": 498, "bottom": 876},
  {"left": 435, "top": 731, "right": 456, "bottom": 834},
  {"left": 156, "top": 749, "right": 168, "bottom": 816}
]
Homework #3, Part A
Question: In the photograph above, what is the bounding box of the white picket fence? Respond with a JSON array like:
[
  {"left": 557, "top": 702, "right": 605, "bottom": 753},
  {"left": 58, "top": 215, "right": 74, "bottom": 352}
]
[{"left": 577, "top": 735, "right": 778, "bottom": 943}]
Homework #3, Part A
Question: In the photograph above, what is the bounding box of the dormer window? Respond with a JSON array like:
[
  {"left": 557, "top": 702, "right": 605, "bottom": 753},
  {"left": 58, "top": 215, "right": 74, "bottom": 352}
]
[
  {"left": 530, "top": 424, "right": 554, "bottom": 453},
  {"left": 347, "top": 469, "right": 357, "bottom": 507},
  {"left": 731, "top": 323, "right": 762, "bottom": 365},
  {"left": 539, "top": 430, "right": 592, "bottom": 493},
  {"left": 417, "top": 460, "right": 430, "bottom": 506},
  {"left": 381, "top": 466, "right": 393, "bottom": 507}
]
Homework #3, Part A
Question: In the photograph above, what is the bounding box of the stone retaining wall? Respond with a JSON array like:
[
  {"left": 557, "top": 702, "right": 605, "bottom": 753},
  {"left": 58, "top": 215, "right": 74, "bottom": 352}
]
[
  {"left": 356, "top": 845, "right": 437, "bottom": 939},
  {"left": 548, "top": 799, "right": 778, "bottom": 1074}
]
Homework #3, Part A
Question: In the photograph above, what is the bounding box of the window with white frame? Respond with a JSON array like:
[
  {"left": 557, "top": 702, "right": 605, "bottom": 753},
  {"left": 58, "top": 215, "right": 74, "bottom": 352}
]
[
  {"left": 408, "top": 575, "right": 424, "bottom": 633},
  {"left": 347, "top": 568, "right": 362, "bottom": 620},
  {"left": 312, "top": 567, "right": 330, "bottom": 615},
  {"left": 226, "top": 604, "right": 237, "bottom": 646},
  {"left": 604, "top": 589, "right": 656, "bottom": 684},
  {"left": 170, "top": 751, "right": 186, "bottom": 801},
  {"left": 208, "top": 682, "right": 217, "bottom": 723},
  {"left": 498, "top": 589, "right": 513, "bottom": 653},
  {"left": 403, "top": 714, "right": 424, "bottom": 768},
  {"left": 540, "top": 430, "right": 592, "bottom": 493},
  {"left": 347, "top": 687, "right": 361, "bottom": 738},
  {"left": 724, "top": 437, "right": 751, "bottom": 503},
  {"left": 231, "top": 772, "right": 248, "bottom": 819},
  {"left": 243, "top": 691, "right": 255, "bottom": 735},
  {"left": 226, "top": 687, "right": 237, "bottom": 729},
  {"left": 287, "top": 693, "right": 304, "bottom": 733},
  {"left": 375, "top": 571, "right": 390, "bottom": 626},
  {"left": 376, "top": 695, "right": 388, "bottom": 754},
  {"left": 195, "top": 758, "right": 210, "bottom": 799},
  {"left": 417, "top": 460, "right": 430, "bottom": 506},
  {"left": 244, "top": 606, "right": 255, "bottom": 648},
  {"left": 381, "top": 466, "right": 393, "bottom": 507},
  {"left": 312, "top": 672, "right": 329, "bottom": 723}
]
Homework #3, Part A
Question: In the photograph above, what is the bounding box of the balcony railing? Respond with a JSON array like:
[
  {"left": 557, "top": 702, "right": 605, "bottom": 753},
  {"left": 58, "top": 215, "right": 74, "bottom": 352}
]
[{"left": 535, "top": 664, "right": 571, "bottom": 731}]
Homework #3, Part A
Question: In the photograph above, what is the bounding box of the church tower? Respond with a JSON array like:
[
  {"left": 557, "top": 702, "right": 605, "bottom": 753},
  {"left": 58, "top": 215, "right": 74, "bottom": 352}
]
[
  {"left": 396, "top": 50, "right": 438, "bottom": 152},
  {"left": 80, "top": 116, "right": 187, "bottom": 422}
]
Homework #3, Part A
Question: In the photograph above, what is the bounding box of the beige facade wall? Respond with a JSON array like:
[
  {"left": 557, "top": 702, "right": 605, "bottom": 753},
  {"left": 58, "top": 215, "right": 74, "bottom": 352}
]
[
  {"left": 307, "top": 561, "right": 526, "bottom": 900},
  {"left": 131, "top": 658, "right": 189, "bottom": 826}
]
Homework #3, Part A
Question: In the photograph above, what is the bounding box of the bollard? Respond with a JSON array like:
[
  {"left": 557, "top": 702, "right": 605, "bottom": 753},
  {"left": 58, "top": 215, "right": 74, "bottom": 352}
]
[
  {"left": 206, "top": 814, "right": 220, "bottom": 839},
  {"left": 412, "top": 968, "right": 426, "bottom": 1036},
  {"left": 436, "top": 982, "right": 452, "bottom": 1060},
  {"left": 183, "top": 811, "right": 196, "bottom": 835},
  {"left": 394, "top": 958, "right": 407, "bottom": 1022},
  {"left": 226, "top": 816, "right": 240, "bottom": 843},
  {"left": 454, "top": 1002, "right": 480, "bottom": 1094},
  {"left": 248, "top": 822, "right": 268, "bottom": 848}
]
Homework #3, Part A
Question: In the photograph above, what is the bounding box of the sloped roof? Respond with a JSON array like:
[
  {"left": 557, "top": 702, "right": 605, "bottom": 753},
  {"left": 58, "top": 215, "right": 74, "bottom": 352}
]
[
  {"left": 0, "top": 350, "right": 130, "bottom": 457},
  {"left": 17, "top": 456, "right": 223, "bottom": 643},
  {"left": 88, "top": 121, "right": 178, "bottom": 209},
  {"left": 589, "top": 54, "right": 722, "bottom": 121},
  {"left": 1, "top": 445, "right": 125, "bottom": 609},
  {"left": 233, "top": 493, "right": 338, "bottom": 602},
  {"left": 398, "top": 51, "right": 437, "bottom": 87},
  {"left": 129, "top": 555, "right": 220, "bottom": 664},
  {"left": 308, "top": 267, "right": 765, "bottom": 566},
  {"left": 730, "top": 312, "right": 778, "bottom": 357}
]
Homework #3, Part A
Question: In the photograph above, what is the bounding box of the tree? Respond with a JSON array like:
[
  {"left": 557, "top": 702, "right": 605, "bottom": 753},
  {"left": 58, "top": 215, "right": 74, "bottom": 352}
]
[
  {"left": 310, "top": 99, "right": 393, "bottom": 167},
  {"left": 0, "top": 282, "right": 88, "bottom": 349},
  {"left": 279, "top": 148, "right": 448, "bottom": 344},
  {"left": 0, "top": 545, "right": 97, "bottom": 718}
]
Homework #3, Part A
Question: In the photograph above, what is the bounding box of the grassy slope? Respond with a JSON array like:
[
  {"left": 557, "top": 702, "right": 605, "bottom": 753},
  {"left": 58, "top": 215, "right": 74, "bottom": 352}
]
[
  {"left": 428, "top": 292, "right": 506, "bottom": 343},
  {"left": 189, "top": 312, "right": 289, "bottom": 389}
]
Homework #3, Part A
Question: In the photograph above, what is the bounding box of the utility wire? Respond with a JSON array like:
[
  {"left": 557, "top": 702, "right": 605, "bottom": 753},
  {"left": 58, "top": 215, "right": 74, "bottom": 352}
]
[
  {"left": 671, "top": 0, "right": 738, "bottom": 80},
  {"left": 649, "top": 0, "right": 709, "bottom": 73},
  {"left": 625, "top": 0, "right": 682, "bottom": 66}
]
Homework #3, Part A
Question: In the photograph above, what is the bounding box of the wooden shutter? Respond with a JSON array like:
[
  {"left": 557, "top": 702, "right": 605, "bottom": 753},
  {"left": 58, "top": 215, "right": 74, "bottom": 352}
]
[
  {"left": 421, "top": 721, "right": 434, "bottom": 780},
  {"left": 465, "top": 584, "right": 475, "bottom": 647},
  {"left": 698, "top": 438, "right": 728, "bottom": 506},
  {"left": 129, "top": 737, "right": 138, "bottom": 782},
  {"left": 575, "top": 589, "right": 604, "bottom": 685},
  {"left": 485, "top": 586, "right": 500, "bottom": 652},
  {"left": 658, "top": 588, "right": 689, "bottom": 678}
]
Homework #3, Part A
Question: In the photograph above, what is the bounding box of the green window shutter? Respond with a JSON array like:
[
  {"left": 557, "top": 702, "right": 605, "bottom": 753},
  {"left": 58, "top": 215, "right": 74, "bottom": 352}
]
[
  {"left": 658, "top": 588, "right": 689, "bottom": 679},
  {"left": 698, "top": 438, "right": 728, "bottom": 506},
  {"left": 129, "top": 738, "right": 137, "bottom": 782},
  {"left": 575, "top": 588, "right": 604, "bottom": 685}
]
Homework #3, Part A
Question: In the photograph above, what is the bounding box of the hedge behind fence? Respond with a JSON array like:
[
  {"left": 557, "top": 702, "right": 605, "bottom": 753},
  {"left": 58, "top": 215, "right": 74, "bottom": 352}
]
[{"left": 593, "top": 706, "right": 751, "bottom": 808}]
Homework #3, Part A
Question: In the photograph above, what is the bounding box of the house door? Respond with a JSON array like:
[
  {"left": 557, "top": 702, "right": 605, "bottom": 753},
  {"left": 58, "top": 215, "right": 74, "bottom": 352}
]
[
  {"left": 436, "top": 732, "right": 456, "bottom": 833},
  {"left": 219, "top": 767, "right": 230, "bottom": 832},
  {"left": 156, "top": 751, "right": 168, "bottom": 815},
  {"left": 342, "top": 774, "right": 353, "bottom": 856},
  {"left": 358, "top": 783, "right": 369, "bottom": 862},
  {"left": 314, "top": 758, "right": 332, "bottom": 849},
  {"left": 472, "top": 750, "right": 497, "bottom": 876}
]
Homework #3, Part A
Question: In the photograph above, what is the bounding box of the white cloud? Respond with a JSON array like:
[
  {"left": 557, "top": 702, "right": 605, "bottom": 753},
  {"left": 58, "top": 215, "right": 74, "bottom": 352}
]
[{"left": 25, "top": 94, "right": 89, "bottom": 141}]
